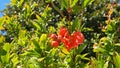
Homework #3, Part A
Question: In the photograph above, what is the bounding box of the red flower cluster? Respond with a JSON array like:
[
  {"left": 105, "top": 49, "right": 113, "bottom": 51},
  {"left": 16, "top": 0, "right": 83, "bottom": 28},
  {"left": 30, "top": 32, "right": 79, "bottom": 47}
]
[{"left": 49, "top": 27, "right": 84, "bottom": 51}]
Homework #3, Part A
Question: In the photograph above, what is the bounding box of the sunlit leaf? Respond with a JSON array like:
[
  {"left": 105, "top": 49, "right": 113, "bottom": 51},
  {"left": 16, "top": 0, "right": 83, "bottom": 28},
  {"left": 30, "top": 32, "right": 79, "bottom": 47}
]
[
  {"left": 38, "top": 57, "right": 45, "bottom": 62},
  {"left": 61, "top": 48, "right": 70, "bottom": 55},
  {"left": 71, "top": 0, "right": 78, "bottom": 7},
  {"left": 113, "top": 52, "right": 120, "bottom": 68},
  {"left": 59, "top": 52, "right": 66, "bottom": 58},
  {"left": 103, "top": 61, "right": 109, "bottom": 68},
  {"left": 82, "top": 0, "right": 94, "bottom": 8},
  {"left": 40, "top": 34, "right": 47, "bottom": 43},
  {"left": 3, "top": 43, "right": 11, "bottom": 53}
]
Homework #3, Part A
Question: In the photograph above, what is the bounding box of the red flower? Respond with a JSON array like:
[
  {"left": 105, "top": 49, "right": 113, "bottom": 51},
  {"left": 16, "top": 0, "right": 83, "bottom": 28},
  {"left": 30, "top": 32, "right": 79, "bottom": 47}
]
[
  {"left": 49, "top": 27, "right": 85, "bottom": 51},
  {"left": 49, "top": 34, "right": 57, "bottom": 40},
  {"left": 59, "top": 27, "right": 68, "bottom": 37},
  {"left": 61, "top": 37, "right": 69, "bottom": 47},
  {"left": 61, "top": 31, "right": 84, "bottom": 51},
  {"left": 51, "top": 40, "right": 60, "bottom": 48},
  {"left": 73, "top": 31, "right": 84, "bottom": 44}
]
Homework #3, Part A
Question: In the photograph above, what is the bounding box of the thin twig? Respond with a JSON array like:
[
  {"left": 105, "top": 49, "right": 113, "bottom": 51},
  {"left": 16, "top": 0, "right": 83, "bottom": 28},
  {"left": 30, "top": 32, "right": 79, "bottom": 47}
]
[{"left": 51, "top": 2, "right": 65, "bottom": 18}]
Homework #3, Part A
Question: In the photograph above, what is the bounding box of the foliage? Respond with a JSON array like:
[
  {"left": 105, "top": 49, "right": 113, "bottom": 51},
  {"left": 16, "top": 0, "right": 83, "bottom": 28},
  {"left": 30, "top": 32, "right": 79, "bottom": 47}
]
[{"left": 0, "top": 0, "right": 120, "bottom": 68}]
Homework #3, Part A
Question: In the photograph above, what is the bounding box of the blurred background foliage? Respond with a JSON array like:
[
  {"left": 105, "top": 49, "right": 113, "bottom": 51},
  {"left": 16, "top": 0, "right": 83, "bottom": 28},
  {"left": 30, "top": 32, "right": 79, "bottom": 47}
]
[{"left": 0, "top": 0, "right": 120, "bottom": 68}]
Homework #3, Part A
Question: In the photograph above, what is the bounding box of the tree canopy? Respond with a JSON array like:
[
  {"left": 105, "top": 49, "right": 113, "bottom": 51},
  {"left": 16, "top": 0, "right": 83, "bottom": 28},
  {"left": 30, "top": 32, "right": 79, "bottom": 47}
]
[{"left": 0, "top": 0, "right": 120, "bottom": 68}]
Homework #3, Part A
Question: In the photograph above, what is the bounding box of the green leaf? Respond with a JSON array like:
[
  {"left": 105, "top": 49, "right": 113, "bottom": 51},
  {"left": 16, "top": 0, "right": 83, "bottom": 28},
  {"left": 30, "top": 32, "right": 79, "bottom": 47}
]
[
  {"left": 11, "top": 54, "right": 19, "bottom": 68},
  {"left": 40, "top": 34, "right": 47, "bottom": 43},
  {"left": 103, "top": 61, "right": 109, "bottom": 68},
  {"left": 71, "top": 17, "right": 80, "bottom": 31},
  {"left": 39, "top": 34, "right": 47, "bottom": 49},
  {"left": 18, "top": 30, "right": 27, "bottom": 46},
  {"left": 0, "top": 36, "right": 5, "bottom": 44},
  {"left": 0, "top": 17, "right": 5, "bottom": 30},
  {"left": 71, "top": 0, "right": 78, "bottom": 7},
  {"left": 1, "top": 53, "right": 10, "bottom": 63},
  {"left": 83, "top": 28, "right": 94, "bottom": 32},
  {"left": 50, "top": 48, "right": 57, "bottom": 56},
  {"left": 32, "top": 40, "right": 42, "bottom": 54},
  {"left": 115, "top": 43, "right": 120, "bottom": 46},
  {"left": 80, "top": 53, "right": 90, "bottom": 60},
  {"left": 107, "top": 24, "right": 113, "bottom": 31},
  {"left": 45, "top": 0, "right": 54, "bottom": 3},
  {"left": 11, "top": 0, "right": 17, "bottom": 5},
  {"left": 113, "top": 52, "right": 120, "bottom": 68},
  {"left": 0, "top": 46, "right": 7, "bottom": 55},
  {"left": 18, "top": 0, "right": 24, "bottom": 7},
  {"left": 77, "top": 44, "right": 87, "bottom": 54},
  {"left": 59, "top": 0, "right": 68, "bottom": 9},
  {"left": 3, "top": 43, "right": 11, "bottom": 53},
  {"left": 32, "top": 21, "right": 41, "bottom": 30},
  {"left": 1, "top": 43, "right": 11, "bottom": 63},
  {"left": 38, "top": 57, "right": 45, "bottom": 62},
  {"left": 82, "top": 0, "right": 94, "bottom": 8},
  {"left": 58, "top": 52, "right": 66, "bottom": 58},
  {"left": 61, "top": 48, "right": 70, "bottom": 55},
  {"left": 93, "top": 46, "right": 108, "bottom": 54}
]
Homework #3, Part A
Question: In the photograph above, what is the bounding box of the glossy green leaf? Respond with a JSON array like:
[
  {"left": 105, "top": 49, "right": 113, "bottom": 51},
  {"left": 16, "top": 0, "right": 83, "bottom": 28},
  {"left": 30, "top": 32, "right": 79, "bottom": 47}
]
[
  {"left": 71, "top": 17, "right": 80, "bottom": 31},
  {"left": 103, "top": 61, "right": 109, "bottom": 68},
  {"left": 82, "top": 0, "right": 94, "bottom": 8},
  {"left": 0, "top": 36, "right": 5, "bottom": 43},
  {"left": 40, "top": 34, "right": 47, "bottom": 43},
  {"left": 32, "top": 40, "right": 42, "bottom": 54},
  {"left": 71, "top": 0, "right": 78, "bottom": 7},
  {"left": 0, "top": 17, "right": 5, "bottom": 30},
  {"left": 32, "top": 21, "right": 41, "bottom": 30},
  {"left": 59, "top": 0, "right": 68, "bottom": 9},
  {"left": 18, "top": 0, "right": 24, "bottom": 6},
  {"left": 11, "top": 0, "right": 17, "bottom": 5},
  {"left": 11, "top": 54, "right": 19, "bottom": 68},
  {"left": 113, "top": 52, "right": 120, "bottom": 68},
  {"left": 38, "top": 57, "right": 45, "bottom": 62},
  {"left": 77, "top": 44, "right": 87, "bottom": 54},
  {"left": 3, "top": 43, "right": 11, "bottom": 53},
  {"left": 115, "top": 43, "right": 120, "bottom": 46}
]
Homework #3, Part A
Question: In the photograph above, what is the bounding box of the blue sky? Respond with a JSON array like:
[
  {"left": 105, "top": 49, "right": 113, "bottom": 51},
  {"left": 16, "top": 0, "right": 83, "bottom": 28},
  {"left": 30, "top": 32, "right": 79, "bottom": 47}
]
[
  {"left": 0, "top": 0, "right": 10, "bottom": 35},
  {"left": 0, "top": 0, "right": 10, "bottom": 17}
]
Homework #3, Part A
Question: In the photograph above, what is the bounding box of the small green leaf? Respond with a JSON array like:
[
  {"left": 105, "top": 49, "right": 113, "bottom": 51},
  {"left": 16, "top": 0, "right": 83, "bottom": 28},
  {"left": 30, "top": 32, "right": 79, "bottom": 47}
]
[
  {"left": 115, "top": 43, "right": 120, "bottom": 46},
  {"left": 71, "top": 17, "right": 80, "bottom": 31},
  {"left": 40, "top": 34, "right": 47, "bottom": 43},
  {"left": 113, "top": 52, "right": 120, "bottom": 68},
  {"left": 38, "top": 57, "right": 45, "bottom": 62},
  {"left": 103, "top": 61, "right": 109, "bottom": 68},
  {"left": 3, "top": 43, "right": 11, "bottom": 53},
  {"left": 32, "top": 40, "right": 42, "bottom": 53},
  {"left": 58, "top": 52, "right": 66, "bottom": 58},
  {"left": 107, "top": 24, "right": 113, "bottom": 31},
  {"left": 80, "top": 53, "right": 90, "bottom": 60},
  {"left": 11, "top": 0, "right": 17, "bottom": 5},
  {"left": 71, "top": 0, "right": 78, "bottom": 7},
  {"left": 77, "top": 44, "right": 87, "bottom": 54},
  {"left": 59, "top": 0, "right": 68, "bottom": 9},
  {"left": 32, "top": 21, "right": 41, "bottom": 30},
  {"left": 18, "top": 0, "right": 24, "bottom": 6},
  {"left": 0, "top": 46, "right": 7, "bottom": 55},
  {"left": 61, "top": 48, "right": 70, "bottom": 55},
  {"left": 50, "top": 48, "right": 57, "bottom": 56},
  {"left": 82, "top": 0, "right": 94, "bottom": 8},
  {"left": 0, "top": 17, "right": 4, "bottom": 30}
]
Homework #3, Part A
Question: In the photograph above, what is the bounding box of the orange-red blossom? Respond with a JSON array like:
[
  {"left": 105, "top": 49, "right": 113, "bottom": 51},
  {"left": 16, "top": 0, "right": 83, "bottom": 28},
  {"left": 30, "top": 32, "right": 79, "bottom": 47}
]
[{"left": 49, "top": 27, "right": 84, "bottom": 51}]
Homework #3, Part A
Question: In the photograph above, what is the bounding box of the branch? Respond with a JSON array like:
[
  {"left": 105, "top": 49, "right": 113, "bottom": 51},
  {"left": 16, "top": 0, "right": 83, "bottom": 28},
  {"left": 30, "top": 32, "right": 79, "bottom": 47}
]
[{"left": 51, "top": 2, "right": 65, "bottom": 18}]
